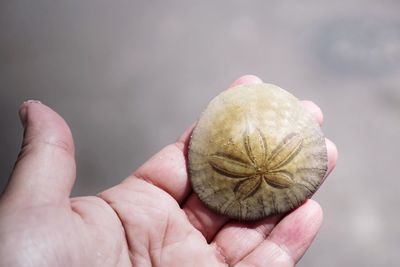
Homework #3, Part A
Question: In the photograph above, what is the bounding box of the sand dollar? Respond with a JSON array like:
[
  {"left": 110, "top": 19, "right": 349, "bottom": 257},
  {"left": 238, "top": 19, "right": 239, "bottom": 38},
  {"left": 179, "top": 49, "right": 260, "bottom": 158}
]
[{"left": 188, "top": 83, "right": 327, "bottom": 220}]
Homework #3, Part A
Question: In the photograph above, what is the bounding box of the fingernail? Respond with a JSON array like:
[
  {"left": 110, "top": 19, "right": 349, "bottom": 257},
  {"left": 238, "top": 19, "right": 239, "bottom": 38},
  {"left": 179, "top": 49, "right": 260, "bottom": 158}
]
[
  {"left": 19, "top": 100, "right": 42, "bottom": 127},
  {"left": 19, "top": 105, "right": 28, "bottom": 127},
  {"left": 230, "top": 75, "right": 263, "bottom": 88},
  {"left": 24, "top": 100, "right": 42, "bottom": 104}
]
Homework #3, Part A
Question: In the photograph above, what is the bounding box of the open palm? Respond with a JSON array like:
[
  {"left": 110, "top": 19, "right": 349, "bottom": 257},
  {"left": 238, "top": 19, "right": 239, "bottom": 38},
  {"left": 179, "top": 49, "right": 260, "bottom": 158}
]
[{"left": 0, "top": 76, "right": 337, "bottom": 267}]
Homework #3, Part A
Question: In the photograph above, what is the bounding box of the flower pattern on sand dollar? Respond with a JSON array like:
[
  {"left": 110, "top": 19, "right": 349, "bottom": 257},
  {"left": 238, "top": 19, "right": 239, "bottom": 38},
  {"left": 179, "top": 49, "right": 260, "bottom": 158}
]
[{"left": 208, "top": 121, "right": 303, "bottom": 201}]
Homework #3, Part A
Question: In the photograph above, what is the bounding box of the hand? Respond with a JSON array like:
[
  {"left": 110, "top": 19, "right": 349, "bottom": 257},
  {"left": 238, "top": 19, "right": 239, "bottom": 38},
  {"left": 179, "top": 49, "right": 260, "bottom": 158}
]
[{"left": 0, "top": 75, "right": 337, "bottom": 267}]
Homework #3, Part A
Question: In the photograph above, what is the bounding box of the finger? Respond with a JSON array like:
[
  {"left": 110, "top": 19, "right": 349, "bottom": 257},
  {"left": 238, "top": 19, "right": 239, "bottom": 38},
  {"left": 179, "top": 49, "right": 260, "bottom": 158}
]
[
  {"left": 132, "top": 124, "right": 195, "bottom": 203},
  {"left": 132, "top": 75, "right": 264, "bottom": 205},
  {"left": 132, "top": 123, "right": 195, "bottom": 204},
  {"left": 183, "top": 75, "right": 264, "bottom": 240},
  {"left": 300, "top": 102, "right": 338, "bottom": 178},
  {"left": 132, "top": 138, "right": 192, "bottom": 204},
  {"left": 183, "top": 194, "right": 227, "bottom": 241},
  {"left": 235, "top": 199, "right": 323, "bottom": 267},
  {"left": 229, "top": 74, "right": 263, "bottom": 87},
  {"left": 301, "top": 100, "right": 323, "bottom": 126},
  {"left": 325, "top": 138, "right": 338, "bottom": 178},
  {"left": 211, "top": 214, "right": 282, "bottom": 265},
  {"left": 3, "top": 101, "right": 76, "bottom": 206}
]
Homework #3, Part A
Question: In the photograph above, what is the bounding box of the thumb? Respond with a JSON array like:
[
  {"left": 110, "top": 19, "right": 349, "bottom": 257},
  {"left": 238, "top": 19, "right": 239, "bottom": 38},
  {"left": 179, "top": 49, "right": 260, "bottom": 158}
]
[{"left": 2, "top": 101, "right": 76, "bottom": 206}]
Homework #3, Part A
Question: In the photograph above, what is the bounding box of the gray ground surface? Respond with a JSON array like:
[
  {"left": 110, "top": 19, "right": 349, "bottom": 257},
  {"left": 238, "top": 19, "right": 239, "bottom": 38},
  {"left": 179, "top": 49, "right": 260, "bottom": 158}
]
[{"left": 1, "top": 1, "right": 400, "bottom": 266}]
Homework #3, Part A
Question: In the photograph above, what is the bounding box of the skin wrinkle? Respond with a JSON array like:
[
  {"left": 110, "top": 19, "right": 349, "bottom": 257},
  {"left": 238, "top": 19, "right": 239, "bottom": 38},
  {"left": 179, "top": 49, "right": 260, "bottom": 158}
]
[
  {"left": 275, "top": 243, "right": 294, "bottom": 265},
  {"left": 130, "top": 239, "right": 151, "bottom": 267},
  {"left": 211, "top": 241, "right": 228, "bottom": 265},
  {"left": 148, "top": 209, "right": 209, "bottom": 267},
  {"left": 149, "top": 241, "right": 158, "bottom": 267},
  {"left": 68, "top": 202, "right": 122, "bottom": 267},
  {"left": 120, "top": 176, "right": 158, "bottom": 196},
  {"left": 153, "top": 223, "right": 178, "bottom": 267},
  {"left": 184, "top": 205, "right": 211, "bottom": 240},
  {"left": 115, "top": 173, "right": 220, "bottom": 266},
  {"left": 133, "top": 171, "right": 157, "bottom": 186},
  {"left": 134, "top": 151, "right": 169, "bottom": 187},
  {"left": 264, "top": 240, "right": 294, "bottom": 266},
  {"left": 70, "top": 201, "right": 114, "bottom": 232},
  {"left": 97, "top": 196, "right": 136, "bottom": 266},
  {"left": 239, "top": 243, "right": 293, "bottom": 267},
  {"left": 6, "top": 135, "right": 76, "bottom": 206},
  {"left": 117, "top": 178, "right": 181, "bottom": 214},
  {"left": 150, "top": 212, "right": 170, "bottom": 267},
  {"left": 210, "top": 208, "right": 297, "bottom": 267},
  {"left": 213, "top": 222, "right": 275, "bottom": 266},
  {"left": 158, "top": 231, "right": 214, "bottom": 267},
  {"left": 253, "top": 221, "right": 276, "bottom": 239},
  {"left": 134, "top": 142, "right": 191, "bottom": 203},
  {"left": 22, "top": 136, "right": 75, "bottom": 157},
  {"left": 182, "top": 195, "right": 228, "bottom": 242},
  {"left": 13, "top": 137, "right": 75, "bottom": 176},
  {"left": 136, "top": 164, "right": 184, "bottom": 197},
  {"left": 98, "top": 185, "right": 159, "bottom": 266},
  {"left": 99, "top": 179, "right": 181, "bottom": 267},
  {"left": 70, "top": 196, "right": 109, "bottom": 212}
]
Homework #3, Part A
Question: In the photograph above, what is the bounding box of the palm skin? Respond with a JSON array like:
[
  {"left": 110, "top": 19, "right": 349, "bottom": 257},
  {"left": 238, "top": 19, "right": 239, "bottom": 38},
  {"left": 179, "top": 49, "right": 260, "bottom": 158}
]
[{"left": 0, "top": 76, "right": 337, "bottom": 267}]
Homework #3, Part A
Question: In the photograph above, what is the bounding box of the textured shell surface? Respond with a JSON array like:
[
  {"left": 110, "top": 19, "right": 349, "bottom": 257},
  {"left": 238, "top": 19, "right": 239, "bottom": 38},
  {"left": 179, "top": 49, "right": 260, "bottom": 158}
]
[{"left": 188, "top": 83, "right": 328, "bottom": 221}]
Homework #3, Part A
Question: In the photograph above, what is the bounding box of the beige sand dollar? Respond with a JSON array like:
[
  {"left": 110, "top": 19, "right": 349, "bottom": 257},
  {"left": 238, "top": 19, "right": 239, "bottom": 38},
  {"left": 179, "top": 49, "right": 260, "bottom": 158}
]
[{"left": 188, "top": 83, "right": 327, "bottom": 221}]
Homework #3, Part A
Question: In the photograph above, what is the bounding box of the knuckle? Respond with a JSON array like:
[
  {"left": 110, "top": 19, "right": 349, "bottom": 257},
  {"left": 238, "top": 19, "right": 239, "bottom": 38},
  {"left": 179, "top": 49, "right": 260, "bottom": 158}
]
[{"left": 19, "top": 135, "right": 75, "bottom": 160}]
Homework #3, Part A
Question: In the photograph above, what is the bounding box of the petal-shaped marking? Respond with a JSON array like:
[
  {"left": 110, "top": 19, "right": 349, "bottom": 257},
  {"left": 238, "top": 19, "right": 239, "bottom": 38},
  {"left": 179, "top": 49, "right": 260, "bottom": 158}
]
[
  {"left": 209, "top": 154, "right": 255, "bottom": 178},
  {"left": 243, "top": 121, "right": 267, "bottom": 167},
  {"left": 267, "top": 133, "right": 303, "bottom": 170},
  {"left": 234, "top": 176, "right": 262, "bottom": 200},
  {"left": 264, "top": 170, "right": 294, "bottom": 189}
]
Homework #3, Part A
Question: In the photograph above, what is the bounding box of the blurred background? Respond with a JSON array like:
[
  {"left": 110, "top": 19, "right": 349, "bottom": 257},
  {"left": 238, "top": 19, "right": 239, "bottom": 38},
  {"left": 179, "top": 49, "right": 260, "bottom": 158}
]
[{"left": 1, "top": 0, "right": 399, "bottom": 266}]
